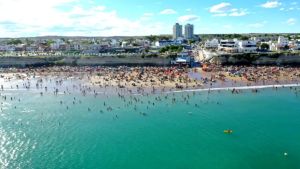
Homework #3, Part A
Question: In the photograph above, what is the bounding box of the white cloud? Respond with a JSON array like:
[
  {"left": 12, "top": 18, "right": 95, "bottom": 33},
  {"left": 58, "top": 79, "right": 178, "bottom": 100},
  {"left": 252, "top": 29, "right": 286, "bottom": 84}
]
[
  {"left": 286, "top": 18, "right": 296, "bottom": 25},
  {"left": 230, "top": 8, "right": 238, "bottom": 12},
  {"left": 213, "top": 9, "right": 248, "bottom": 17},
  {"left": 94, "top": 6, "right": 106, "bottom": 11},
  {"left": 0, "top": 0, "right": 75, "bottom": 28},
  {"left": 209, "top": 3, "right": 248, "bottom": 17},
  {"left": 0, "top": 0, "right": 170, "bottom": 37},
  {"left": 279, "top": 2, "right": 300, "bottom": 11},
  {"left": 261, "top": 1, "right": 282, "bottom": 8},
  {"left": 140, "top": 13, "right": 154, "bottom": 21},
  {"left": 292, "top": 2, "right": 298, "bottom": 5},
  {"left": 160, "top": 9, "right": 177, "bottom": 15},
  {"left": 229, "top": 10, "right": 248, "bottom": 16},
  {"left": 209, "top": 2, "right": 231, "bottom": 13},
  {"left": 178, "top": 15, "right": 199, "bottom": 23}
]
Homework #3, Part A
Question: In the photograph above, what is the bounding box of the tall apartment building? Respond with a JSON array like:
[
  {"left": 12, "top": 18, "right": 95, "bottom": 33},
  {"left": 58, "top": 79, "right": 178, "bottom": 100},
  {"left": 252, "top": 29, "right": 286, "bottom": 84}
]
[
  {"left": 184, "top": 24, "right": 194, "bottom": 39},
  {"left": 173, "top": 23, "right": 183, "bottom": 40}
]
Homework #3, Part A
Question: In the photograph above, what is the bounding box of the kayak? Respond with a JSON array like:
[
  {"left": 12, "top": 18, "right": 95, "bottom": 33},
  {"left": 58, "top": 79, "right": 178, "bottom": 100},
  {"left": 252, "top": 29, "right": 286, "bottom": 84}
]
[{"left": 224, "top": 130, "right": 233, "bottom": 134}]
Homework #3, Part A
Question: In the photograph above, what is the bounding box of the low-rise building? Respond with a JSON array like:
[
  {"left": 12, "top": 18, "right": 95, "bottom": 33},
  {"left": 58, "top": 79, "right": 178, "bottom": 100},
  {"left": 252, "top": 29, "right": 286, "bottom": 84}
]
[
  {"left": 296, "top": 41, "right": 300, "bottom": 50},
  {"left": 155, "top": 40, "right": 183, "bottom": 47},
  {"left": 26, "top": 45, "right": 38, "bottom": 52},
  {"left": 218, "top": 39, "right": 239, "bottom": 53},
  {"left": 171, "top": 52, "right": 191, "bottom": 65},
  {"left": 291, "top": 40, "right": 300, "bottom": 50},
  {"left": 204, "top": 39, "right": 219, "bottom": 49},
  {"left": 0, "top": 45, "right": 10, "bottom": 52},
  {"left": 269, "top": 42, "right": 277, "bottom": 51},
  {"left": 67, "top": 44, "right": 81, "bottom": 51},
  {"left": 277, "top": 36, "right": 289, "bottom": 50},
  {"left": 250, "top": 37, "right": 261, "bottom": 43},
  {"left": 121, "top": 42, "right": 128, "bottom": 48},
  {"left": 51, "top": 39, "right": 65, "bottom": 51},
  {"left": 238, "top": 40, "right": 257, "bottom": 53},
  {"left": 15, "top": 44, "right": 26, "bottom": 51}
]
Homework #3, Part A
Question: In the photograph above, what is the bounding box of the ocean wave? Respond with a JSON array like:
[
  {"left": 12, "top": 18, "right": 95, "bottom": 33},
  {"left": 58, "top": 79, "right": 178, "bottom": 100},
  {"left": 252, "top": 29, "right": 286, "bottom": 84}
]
[{"left": 165, "top": 84, "right": 300, "bottom": 94}]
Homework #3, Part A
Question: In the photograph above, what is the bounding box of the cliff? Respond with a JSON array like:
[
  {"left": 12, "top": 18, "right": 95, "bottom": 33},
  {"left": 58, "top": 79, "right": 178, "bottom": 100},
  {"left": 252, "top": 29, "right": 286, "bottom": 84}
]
[
  {"left": 0, "top": 56, "right": 171, "bottom": 67},
  {"left": 211, "top": 53, "right": 300, "bottom": 65}
]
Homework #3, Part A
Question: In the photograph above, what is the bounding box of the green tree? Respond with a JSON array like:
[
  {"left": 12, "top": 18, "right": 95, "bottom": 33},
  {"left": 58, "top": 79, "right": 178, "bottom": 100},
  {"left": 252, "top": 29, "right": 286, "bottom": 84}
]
[
  {"left": 7, "top": 39, "right": 22, "bottom": 45},
  {"left": 240, "top": 36, "right": 249, "bottom": 40},
  {"left": 146, "top": 35, "right": 158, "bottom": 42},
  {"left": 158, "top": 35, "right": 171, "bottom": 41},
  {"left": 260, "top": 43, "right": 270, "bottom": 50},
  {"left": 188, "top": 39, "right": 196, "bottom": 45},
  {"left": 284, "top": 45, "right": 289, "bottom": 50},
  {"left": 46, "top": 40, "right": 55, "bottom": 46},
  {"left": 25, "top": 38, "right": 34, "bottom": 45},
  {"left": 159, "top": 45, "right": 183, "bottom": 53}
]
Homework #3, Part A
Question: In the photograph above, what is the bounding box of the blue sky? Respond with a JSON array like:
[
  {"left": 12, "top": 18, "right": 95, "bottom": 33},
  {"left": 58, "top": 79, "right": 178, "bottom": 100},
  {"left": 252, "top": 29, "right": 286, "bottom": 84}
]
[{"left": 0, "top": 0, "right": 299, "bottom": 37}]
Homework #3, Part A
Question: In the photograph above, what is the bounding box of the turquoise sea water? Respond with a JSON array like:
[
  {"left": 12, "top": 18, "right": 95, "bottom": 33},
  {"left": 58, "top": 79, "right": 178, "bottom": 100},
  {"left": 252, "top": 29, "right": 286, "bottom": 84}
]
[{"left": 1, "top": 85, "right": 300, "bottom": 169}]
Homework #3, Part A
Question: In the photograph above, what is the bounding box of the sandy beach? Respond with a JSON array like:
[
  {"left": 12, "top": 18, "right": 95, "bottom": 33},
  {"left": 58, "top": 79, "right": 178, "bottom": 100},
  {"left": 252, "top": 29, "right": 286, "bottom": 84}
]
[{"left": 0, "top": 65, "right": 300, "bottom": 94}]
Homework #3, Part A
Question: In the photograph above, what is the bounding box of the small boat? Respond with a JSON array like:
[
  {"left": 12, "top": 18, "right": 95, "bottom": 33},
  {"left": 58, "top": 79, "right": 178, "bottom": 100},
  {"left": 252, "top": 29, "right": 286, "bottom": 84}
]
[{"left": 224, "top": 130, "right": 233, "bottom": 134}]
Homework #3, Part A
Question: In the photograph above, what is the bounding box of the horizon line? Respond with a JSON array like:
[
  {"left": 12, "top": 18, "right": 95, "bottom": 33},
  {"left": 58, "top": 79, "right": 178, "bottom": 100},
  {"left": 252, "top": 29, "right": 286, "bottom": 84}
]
[{"left": 0, "top": 32, "right": 300, "bottom": 39}]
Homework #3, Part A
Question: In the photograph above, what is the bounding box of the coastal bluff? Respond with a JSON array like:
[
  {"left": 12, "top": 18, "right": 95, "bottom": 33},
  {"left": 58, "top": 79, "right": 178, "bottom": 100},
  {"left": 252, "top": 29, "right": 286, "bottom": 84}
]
[
  {"left": 211, "top": 53, "right": 300, "bottom": 65},
  {"left": 64, "top": 57, "right": 171, "bottom": 66},
  {"left": 0, "top": 57, "right": 55, "bottom": 67},
  {"left": 0, "top": 56, "right": 171, "bottom": 67}
]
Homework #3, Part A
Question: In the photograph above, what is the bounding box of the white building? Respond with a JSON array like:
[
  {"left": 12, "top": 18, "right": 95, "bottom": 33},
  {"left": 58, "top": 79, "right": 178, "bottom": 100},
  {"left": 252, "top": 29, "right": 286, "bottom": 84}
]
[
  {"left": 121, "top": 42, "right": 128, "bottom": 48},
  {"left": 204, "top": 39, "right": 219, "bottom": 49},
  {"left": 171, "top": 52, "right": 191, "bottom": 65},
  {"left": 51, "top": 39, "right": 65, "bottom": 50},
  {"left": 0, "top": 45, "right": 10, "bottom": 51},
  {"left": 296, "top": 41, "right": 300, "bottom": 50},
  {"left": 292, "top": 41, "right": 300, "bottom": 50},
  {"left": 269, "top": 42, "right": 277, "bottom": 51},
  {"left": 26, "top": 45, "right": 38, "bottom": 52},
  {"left": 250, "top": 37, "right": 261, "bottom": 43},
  {"left": 277, "top": 36, "right": 289, "bottom": 49},
  {"left": 3, "top": 45, "right": 16, "bottom": 52},
  {"left": 173, "top": 23, "right": 183, "bottom": 40},
  {"left": 238, "top": 40, "right": 257, "bottom": 53},
  {"left": 184, "top": 24, "right": 194, "bottom": 39},
  {"left": 155, "top": 40, "right": 183, "bottom": 47},
  {"left": 218, "top": 39, "right": 239, "bottom": 53},
  {"left": 89, "top": 44, "right": 101, "bottom": 50},
  {"left": 110, "top": 39, "right": 119, "bottom": 47},
  {"left": 67, "top": 44, "right": 81, "bottom": 51},
  {"left": 143, "top": 40, "right": 151, "bottom": 47}
]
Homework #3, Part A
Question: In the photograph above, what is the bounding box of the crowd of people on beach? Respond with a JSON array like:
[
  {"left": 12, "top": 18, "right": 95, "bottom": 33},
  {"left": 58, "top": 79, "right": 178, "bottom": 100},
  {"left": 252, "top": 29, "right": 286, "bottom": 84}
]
[
  {"left": 0, "top": 66, "right": 202, "bottom": 90},
  {"left": 201, "top": 65, "right": 300, "bottom": 86}
]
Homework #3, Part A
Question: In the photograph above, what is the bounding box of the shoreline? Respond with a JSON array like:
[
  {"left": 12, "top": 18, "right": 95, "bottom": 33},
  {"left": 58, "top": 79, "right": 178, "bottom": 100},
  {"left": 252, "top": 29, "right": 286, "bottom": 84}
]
[
  {"left": 1, "top": 79, "right": 299, "bottom": 95},
  {"left": 165, "top": 83, "right": 300, "bottom": 94}
]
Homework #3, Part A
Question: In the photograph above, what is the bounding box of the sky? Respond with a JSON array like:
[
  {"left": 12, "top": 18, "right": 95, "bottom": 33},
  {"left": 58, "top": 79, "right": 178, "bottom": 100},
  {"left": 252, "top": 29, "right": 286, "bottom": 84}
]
[{"left": 0, "top": 0, "right": 299, "bottom": 37}]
